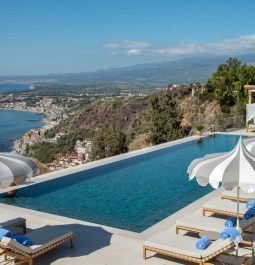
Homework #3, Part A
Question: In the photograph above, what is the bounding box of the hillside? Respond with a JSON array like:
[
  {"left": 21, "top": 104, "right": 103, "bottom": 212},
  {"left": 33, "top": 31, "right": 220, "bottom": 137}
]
[
  {"left": 47, "top": 88, "right": 230, "bottom": 146},
  {"left": 2, "top": 54, "right": 255, "bottom": 85}
]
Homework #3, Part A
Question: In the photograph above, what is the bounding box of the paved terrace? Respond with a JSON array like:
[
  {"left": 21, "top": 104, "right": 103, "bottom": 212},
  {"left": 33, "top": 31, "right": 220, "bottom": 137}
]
[{"left": 0, "top": 131, "right": 254, "bottom": 265}]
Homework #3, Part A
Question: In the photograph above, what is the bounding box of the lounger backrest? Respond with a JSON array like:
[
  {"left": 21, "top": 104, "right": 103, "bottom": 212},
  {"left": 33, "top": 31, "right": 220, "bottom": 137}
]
[
  {"left": 1, "top": 236, "right": 32, "bottom": 254},
  {"left": 201, "top": 238, "right": 233, "bottom": 259},
  {"left": 240, "top": 215, "right": 255, "bottom": 229},
  {"left": 0, "top": 218, "right": 25, "bottom": 228}
]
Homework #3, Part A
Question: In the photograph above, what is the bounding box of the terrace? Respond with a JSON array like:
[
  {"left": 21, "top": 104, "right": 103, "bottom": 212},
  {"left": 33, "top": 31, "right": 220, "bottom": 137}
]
[{"left": 0, "top": 129, "right": 254, "bottom": 265}]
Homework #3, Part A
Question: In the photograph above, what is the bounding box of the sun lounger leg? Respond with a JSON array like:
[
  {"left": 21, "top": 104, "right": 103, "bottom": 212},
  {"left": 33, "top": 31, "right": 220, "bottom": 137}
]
[
  {"left": 29, "top": 258, "right": 33, "bottom": 265},
  {"left": 70, "top": 237, "right": 74, "bottom": 249},
  {"left": 242, "top": 257, "right": 250, "bottom": 265},
  {"left": 143, "top": 246, "right": 147, "bottom": 259},
  {"left": 203, "top": 208, "right": 206, "bottom": 216},
  {"left": 23, "top": 223, "right": 26, "bottom": 234}
]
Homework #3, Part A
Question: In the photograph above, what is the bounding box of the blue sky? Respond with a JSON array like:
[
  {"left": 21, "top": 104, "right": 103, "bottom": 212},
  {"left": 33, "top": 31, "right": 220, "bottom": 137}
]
[{"left": 1, "top": 0, "right": 255, "bottom": 75}]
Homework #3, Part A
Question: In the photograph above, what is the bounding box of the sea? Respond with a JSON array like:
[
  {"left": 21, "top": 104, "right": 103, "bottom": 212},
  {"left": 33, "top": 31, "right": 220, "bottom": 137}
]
[
  {"left": 0, "top": 110, "right": 45, "bottom": 152},
  {"left": 0, "top": 83, "right": 32, "bottom": 93}
]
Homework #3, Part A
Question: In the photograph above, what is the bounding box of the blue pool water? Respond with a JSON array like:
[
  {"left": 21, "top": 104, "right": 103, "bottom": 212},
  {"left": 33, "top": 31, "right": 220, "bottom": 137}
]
[{"left": 0, "top": 134, "right": 241, "bottom": 232}]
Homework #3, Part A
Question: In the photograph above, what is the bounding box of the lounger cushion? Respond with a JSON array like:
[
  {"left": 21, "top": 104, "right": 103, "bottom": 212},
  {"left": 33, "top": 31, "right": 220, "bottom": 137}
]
[
  {"left": 144, "top": 231, "right": 232, "bottom": 259},
  {"left": 222, "top": 188, "right": 255, "bottom": 200},
  {"left": 1, "top": 226, "right": 73, "bottom": 255},
  {"left": 0, "top": 217, "right": 25, "bottom": 229},
  {"left": 201, "top": 237, "right": 233, "bottom": 258},
  {"left": 176, "top": 214, "right": 225, "bottom": 233},
  {"left": 145, "top": 231, "right": 202, "bottom": 258},
  {"left": 240, "top": 215, "right": 255, "bottom": 230},
  {"left": 204, "top": 198, "right": 247, "bottom": 215}
]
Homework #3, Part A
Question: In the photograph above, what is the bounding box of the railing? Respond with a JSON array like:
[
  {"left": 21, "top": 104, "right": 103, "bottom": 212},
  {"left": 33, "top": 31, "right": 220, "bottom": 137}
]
[{"left": 191, "top": 115, "right": 246, "bottom": 134}]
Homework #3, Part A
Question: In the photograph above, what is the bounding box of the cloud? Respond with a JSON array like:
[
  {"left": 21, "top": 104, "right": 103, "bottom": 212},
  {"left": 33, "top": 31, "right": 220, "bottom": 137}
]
[
  {"left": 127, "top": 49, "right": 143, "bottom": 56},
  {"left": 102, "top": 34, "right": 255, "bottom": 58},
  {"left": 102, "top": 40, "right": 151, "bottom": 49},
  {"left": 149, "top": 34, "right": 255, "bottom": 57}
]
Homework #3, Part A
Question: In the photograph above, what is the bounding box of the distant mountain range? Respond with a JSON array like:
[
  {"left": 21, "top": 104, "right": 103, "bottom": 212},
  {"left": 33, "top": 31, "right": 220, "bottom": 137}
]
[{"left": 1, "top": 54, "right": 255, "bottom": 85}]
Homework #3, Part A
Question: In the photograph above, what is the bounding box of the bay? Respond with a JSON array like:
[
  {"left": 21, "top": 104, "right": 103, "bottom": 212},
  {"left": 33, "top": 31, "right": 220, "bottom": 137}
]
[
  {"left": 0, "top": 109, "right": 45, "bottom": 152},
  {"left": 0, "top": 83, "right": 32, "bottom": 93}
]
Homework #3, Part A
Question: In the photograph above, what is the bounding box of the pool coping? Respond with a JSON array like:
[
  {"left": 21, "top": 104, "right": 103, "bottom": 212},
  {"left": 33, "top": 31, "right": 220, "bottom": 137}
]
[{"left": 0, "top": 132, "right": 237, "bottom": 239}]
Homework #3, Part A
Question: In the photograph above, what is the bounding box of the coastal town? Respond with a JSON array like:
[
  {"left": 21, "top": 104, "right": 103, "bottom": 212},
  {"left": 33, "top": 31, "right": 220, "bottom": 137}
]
[
  {"left": 0, "top": 83, "right": 154, "bottom": 172},
  {"left": 0, "top": 95, "right": 93, "bottom": 171}
]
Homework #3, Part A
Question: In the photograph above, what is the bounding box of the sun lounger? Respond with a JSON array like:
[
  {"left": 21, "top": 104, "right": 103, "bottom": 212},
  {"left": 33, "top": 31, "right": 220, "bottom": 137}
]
[
  {"left": 203, "top": 198, "right": 247, "bottom": 218},
  {"left": 176, "top": 214, "right": 255, "bottom": 235},
  {"left": 221, "top": 188, "right": 255, "bottom": 203},
  {"left": 176, "top": 214, "right": 226, "bottom": 234},
  {"left": 0, "top": 217, "right": 26, "bottom": 234},
  {"left": 143, "top": 231, "right": 242, "bottom": 264},
  {"left": 0, "top": 225, "right": 74, "bottom": 265}
]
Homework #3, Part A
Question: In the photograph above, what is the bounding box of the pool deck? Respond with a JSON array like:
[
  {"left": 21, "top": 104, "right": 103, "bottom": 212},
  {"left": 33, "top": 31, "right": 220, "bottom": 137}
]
[{"left": 1, "top": 131, "right": 254, "bottom": 265}]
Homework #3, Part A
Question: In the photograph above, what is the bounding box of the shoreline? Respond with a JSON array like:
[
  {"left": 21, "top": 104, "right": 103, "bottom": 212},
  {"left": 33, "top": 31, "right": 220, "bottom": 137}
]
[
  {"left": 0, "top": 107, "right": 44, "bottom": 115},
  {"left": 0, "top": 107, "right": 49, "bottom": 123},
  {"left": 0, "top": 108, "right": 49, "bottom": 153}
]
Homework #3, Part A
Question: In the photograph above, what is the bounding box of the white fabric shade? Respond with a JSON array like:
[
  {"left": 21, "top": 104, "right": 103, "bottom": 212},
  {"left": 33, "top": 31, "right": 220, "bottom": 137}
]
[
  {"left": 246, "top": 103, "right": 255, "bottom": 122},
  {"left": 188, "top": 138, "right": 255, "bottom": 193},
  {"left": 244, "top": 138, "right": 255, "bottom": 154},
  {"left": 0, "top": 153, "right": 38, "bottom": 189},
  {"left": 188, "top": 137, "right": 255, "bottom": 229}
]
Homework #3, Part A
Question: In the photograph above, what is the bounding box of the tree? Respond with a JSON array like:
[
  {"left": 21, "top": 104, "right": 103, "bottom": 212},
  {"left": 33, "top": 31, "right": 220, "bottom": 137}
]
[
  {"left": 146, "top": 92, "right": 190, "bottom": 145},
  {"left": 205, "top": 58, "right": 255, "bottom": 113},
  {"left": 90, "top": 123, "right": 128, "bottom": 160}
]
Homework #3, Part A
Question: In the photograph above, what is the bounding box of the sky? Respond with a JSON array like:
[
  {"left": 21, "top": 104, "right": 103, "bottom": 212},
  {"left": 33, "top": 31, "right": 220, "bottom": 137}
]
[{"left": 1, "top": 0, "right": 255, "bottom": 75}]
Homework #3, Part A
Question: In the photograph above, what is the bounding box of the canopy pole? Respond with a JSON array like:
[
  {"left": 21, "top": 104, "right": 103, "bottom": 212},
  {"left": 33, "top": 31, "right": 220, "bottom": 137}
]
[
  {"left": 237, "top": 185, "right": 240, "bottom": 229},
  {"left": 236, "top": 185, "right": 240, "bottom": 256}
]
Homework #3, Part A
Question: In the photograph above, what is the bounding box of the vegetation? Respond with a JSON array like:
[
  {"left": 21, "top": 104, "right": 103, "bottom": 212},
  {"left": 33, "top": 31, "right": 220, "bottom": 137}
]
[
  {"left": 30, "top": 129, "right": 92, "bottom": 163},
  {"left": 90, "top": 123, "right": 128, "bottom": 160},
  {"left": 146, "top": 92, "right": 191, "bottom": 145},
  {"left": 24, "top": 58, "right": 255, "bottom": 164},
  {"left": 195, "top": 124, "right": 204, "bottom": 131},
  {"left": 198, "top": 58, "right": 255, "bottom": 114}
]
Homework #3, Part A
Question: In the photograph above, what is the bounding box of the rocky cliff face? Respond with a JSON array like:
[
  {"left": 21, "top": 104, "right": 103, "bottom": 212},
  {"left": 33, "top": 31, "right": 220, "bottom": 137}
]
[
  {"left": 181, "top": 97, "right": 236, "bottom": 132},
  {"left": 52, "top": 91, "right": 237, "bottom": 151},
  {"left": 68, "top": 97, "right": 149, "bottom": 134}
]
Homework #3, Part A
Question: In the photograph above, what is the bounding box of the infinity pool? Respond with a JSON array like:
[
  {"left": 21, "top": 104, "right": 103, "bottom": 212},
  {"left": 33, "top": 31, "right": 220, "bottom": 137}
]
[{"left": 0, "top": 134, "right": 241, "bottom": 232}]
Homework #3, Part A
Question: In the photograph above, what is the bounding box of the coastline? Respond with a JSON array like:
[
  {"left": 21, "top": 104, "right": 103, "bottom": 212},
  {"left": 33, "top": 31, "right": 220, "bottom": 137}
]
[
  {"left": 0, "top": 107, "right": 48, "bottom": 122},
  {"left": 0, "top": 108, "right": 49, "bottom": 153},
  {"left": 0, "top": 107, "right": 44, "bottom": 115}
]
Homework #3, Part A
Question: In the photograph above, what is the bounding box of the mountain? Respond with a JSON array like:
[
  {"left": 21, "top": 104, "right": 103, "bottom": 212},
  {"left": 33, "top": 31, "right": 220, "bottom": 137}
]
[{"left": 2, "top": 54, "right": 255, "bottom": 85}]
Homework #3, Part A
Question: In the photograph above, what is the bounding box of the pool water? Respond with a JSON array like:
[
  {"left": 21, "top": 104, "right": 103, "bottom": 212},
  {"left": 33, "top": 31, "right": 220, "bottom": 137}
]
[{"left": 0, "top": 134, "right": 241, "bottom": 232}]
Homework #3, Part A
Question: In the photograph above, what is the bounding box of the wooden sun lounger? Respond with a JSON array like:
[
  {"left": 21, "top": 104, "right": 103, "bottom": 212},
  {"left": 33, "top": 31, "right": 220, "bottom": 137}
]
[
  {"left": 143, "top": 231, "right": 251, "bottom": 265},
  {"left": 0, "top": 225, "right": 74, "bottom": 265},
  {"left": 221, "top": 188, "right": 255, "bottom": 203},
  {"left": 203, "top": 198, "right": 247, "bottom": 218},
  {"left": 175, "top": 214, "right": 255, "bottom": 235}
]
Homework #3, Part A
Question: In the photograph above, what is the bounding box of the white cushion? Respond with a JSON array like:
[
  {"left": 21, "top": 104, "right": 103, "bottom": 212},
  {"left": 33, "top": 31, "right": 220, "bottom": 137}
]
[
  {"left": 0, "top": 217, "right": 25, "bottom": 229},
  {"left": 204, "top": 198, "right": 247, "bottom": 215},
  {"left": 176, "top": 214, "right": 225, "bottom": 233},
  {"left": 222, "top": 188, "right": 255, "bottom": 200},
  {"left": 1, "top": 225, "right": 73, "bottom": 255},
  {"left": 144, "top": 231, "right": 233, "bottom": 259}
]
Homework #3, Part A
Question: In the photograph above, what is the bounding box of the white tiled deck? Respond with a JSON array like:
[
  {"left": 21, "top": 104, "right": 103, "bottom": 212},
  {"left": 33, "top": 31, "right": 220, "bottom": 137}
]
[{"left": 1, "top": 131, "right": 254, "bottom": 264}]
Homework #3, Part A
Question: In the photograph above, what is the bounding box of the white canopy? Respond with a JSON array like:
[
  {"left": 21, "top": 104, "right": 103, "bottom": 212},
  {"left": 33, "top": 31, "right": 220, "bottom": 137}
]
[
  {"left": 188, "top": 137, "right": 255, "bottom": 229},
  {"left": 246, "top": 103, "right": 255, "bottom": 121},
  {"left": 0, "top": 153, "right": 38, "bottom": 189}
]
